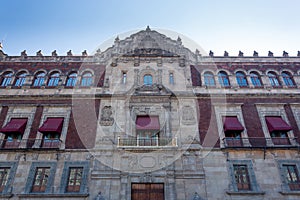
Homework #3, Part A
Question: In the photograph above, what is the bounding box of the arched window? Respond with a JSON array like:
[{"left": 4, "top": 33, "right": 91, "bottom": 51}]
[
  {"left": 282, "top": 72, "right": 295, "bottom": 87},
  {"left": 204, "top": 72, "right": 215, "bottom": 86},
  {"left": 236, "top": 72, "right": 248, "bottom": 87},
  {"left": 33, "top": 72, "right": 46, "bottom": 87},
  {"left": 66, "top": 72, "right": 77, "bottom": 87},
  {"left": 47, "top": 72, "right": 60, "bottom": 87},
  {"left": 1, "top": 72, "right": 13, "bottom": 87},
  {"left": 250, "top": 72, "right": 262, "bottom": 87},
  {"left": 81, "top": 72, "right": 93, "bottom": 86},
  {"left": 218, "top": 71, "right": 230, "bottom": 87},
  {"left": 143, "top": 74, "right": 153, "bottom": 86},
  {"left": 14, "top": 72, "right": 27, "bottom": 87},
  {"left": 268, "top": 72, "right": 280, "bottom": 87}
]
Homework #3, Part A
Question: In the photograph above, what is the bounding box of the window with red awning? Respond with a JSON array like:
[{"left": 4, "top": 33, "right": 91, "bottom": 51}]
[
  {"left": 0, "top": 118, "right": 27, "bottom": 134},
  {"left": 38, "top": 118, "right": 64, "bottom": 134},
  {"left": 265, "top": 116, "right": 292, "bottom": 132},
  {"left": 223, "top": 116, "right": 244, "bottom": 132}
]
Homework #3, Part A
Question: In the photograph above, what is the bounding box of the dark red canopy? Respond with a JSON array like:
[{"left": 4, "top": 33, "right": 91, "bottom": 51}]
[
  {"left": 38, "top": 118, "right": 64, "bottom": 134},
  {"left": 223, "top": 116, "right": 244, "bottom": 132},
  {"left": 136, "top": 116, "right": 160, "bottom": 130},
  {"left": 0, "top": 118, "right": 27, "bottom": 134},
  {"left": 265, "top": 116, "right": 292, "bottom": 132}
]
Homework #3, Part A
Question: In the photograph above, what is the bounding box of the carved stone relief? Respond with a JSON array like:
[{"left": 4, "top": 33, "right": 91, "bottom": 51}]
[{"left": 100, "top": 106, "right": 114, "bottom": 126}]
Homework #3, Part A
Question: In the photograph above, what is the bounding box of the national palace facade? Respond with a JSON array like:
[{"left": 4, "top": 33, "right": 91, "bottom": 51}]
[{"left": 0, "top": 27, "right": 299, "bottom": 200}]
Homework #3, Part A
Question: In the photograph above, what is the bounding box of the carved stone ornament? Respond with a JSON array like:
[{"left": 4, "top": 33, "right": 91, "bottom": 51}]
[
  {"left": 100, "top": 106, "right": 114, "bottom": 126},
  {"left": 182, "top": 105, "right": 196, "bottom": 125}
]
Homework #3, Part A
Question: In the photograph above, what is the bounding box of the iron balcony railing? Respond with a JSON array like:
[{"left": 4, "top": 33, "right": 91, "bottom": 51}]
[
  {"left": 222, "top": 137, "right": 298, "bottom": 148},
  {"left": 0, "top": 139, "right": 62, "bottom": 150},
  {"left": 117, "top": 136, "right": 178, "bottom": 147}
]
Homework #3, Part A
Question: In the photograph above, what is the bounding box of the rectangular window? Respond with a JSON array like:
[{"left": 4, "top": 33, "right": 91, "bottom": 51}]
[
  {"left": 31, "top": 167, "right": 50, "bottom": 192},
  {"left": 233, "top": 164, "right": 251, "bottom": 190},
  {"left": 283, "top": 165, "right": 300, "bottom": 191},
  {"left": 122, "top": 72, "right": 127, "bottom": 84},
  {"left": 169, "top": 73, "right": 174, "bottom": 85},
  {"left": 59, "top": 161, "right": 89, "bottom": 194},
  {"left": 66, "top": 167, "right": 83, "bottom": 192},
  {"left": 0, "top": 168, "right": 10, "bottom": 192},
  {"left": 223, "top": 116, "right": 244, "bottom": 147}
]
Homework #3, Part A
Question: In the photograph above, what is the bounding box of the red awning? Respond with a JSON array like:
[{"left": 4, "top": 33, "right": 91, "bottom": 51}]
[
  {"left": 136, "top": 116, "right": 160, "bottom": 130},
  {"left": 0, "top": 118, "right": 27, "bottom": 134},
  {"left": 223, "top": 116, "right": 244, "bottom": 132},
  {"left": 38, "top": 118, "right": 64, "bottom": 134},
  {"left": 265, "top": 116, "right": 292, "bottom": 132}
]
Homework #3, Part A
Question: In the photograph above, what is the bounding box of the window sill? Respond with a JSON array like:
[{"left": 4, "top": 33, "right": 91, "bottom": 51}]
[
  {"left": 226, "top": 190, "right": 265, "bottom": 195},
  {"left": 279, "top": 190, "right": 300, "bottom": 195},
  {"left": 0, "top": 193, "right": 13, "bottom": 198},
  {"left": 17, "top": 193, "right": 89, "bottom": 198}
]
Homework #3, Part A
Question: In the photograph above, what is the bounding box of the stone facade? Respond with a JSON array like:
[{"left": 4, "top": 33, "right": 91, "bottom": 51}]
[{"left": 0, "top": 27, "right": 299, "bottom": 199}]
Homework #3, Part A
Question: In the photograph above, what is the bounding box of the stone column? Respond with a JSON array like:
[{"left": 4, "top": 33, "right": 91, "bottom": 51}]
[
  {"left": 158, "top": 69, "right": 162, "bottom": 84},
  {"left": 166, "top": 172, "right": 176, "bottom": 200},
  {"left": 126, "top": 106, "right": 132, "bottom": 136},
  {"left": 261, "top": 74, "right": 271, "bottom": 88},
  {"left": 215, "top": 74, "right": 221, "bottom": 88},
  {"left": 228, "top": 75, "right": 238, "bottom": 88},
  {"left": 164, "top": 104, "right": 171, "bottom": 137},
  {"left": 246, "top": 75, "right": 253, "bottom": 87},
  {"left": 120, "top": 174, "right": 128, "bottom": 200},
  {"left": 134, "top": 69, "right": 139, "bottom": 85}
]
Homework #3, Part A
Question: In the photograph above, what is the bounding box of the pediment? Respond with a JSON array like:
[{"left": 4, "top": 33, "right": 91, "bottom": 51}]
[{"left": 95, "top": 26, "right": 195, "bottom": 61}]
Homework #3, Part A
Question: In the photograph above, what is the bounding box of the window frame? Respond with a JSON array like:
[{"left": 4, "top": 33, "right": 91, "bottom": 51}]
[
  {"left": 169, "top": 72, "right": 174, "bottom": 85},
  {"left": 66, "top": 167, "right": 84, "bottom": 192},
  {"left": 31, "top": 167, "right": 51, "bottom": 193},
  {"left": 33, "top": 72, "right": 46, "bottom": 87},
  {"left": 25, "top": 162, "right": 56, "bottom": 194},
  {"left": 47, "top": 72, "right": 60, "bottom": 87},
  {"left": 250, "top": 72, "right": 262, "bottom": 87},
  {"left": 278, "top": 160, "right": 300, "bottom": 193},
  {"left": 227, "top": 160, "right": 262, "bottom": 194},
  {"left": 1, "top": 72, "right": 13, "bottom": 87},
  {"left": 204, "top": 72, "right": 216, "bottom": 87},
  {"left": 80, "top": 72, "right": 93, "bottom": 87},
  {"left": 233, "top": 164, "right": 251, "bottom": 190},
  {"left": 236, "top": 71, "right": 248, "bottom": 87},
  {"left": 218, "top": 71, "right": 230, "bottom": 87},
  {"left": 282, "top": 72, "right": 295, "bottom": 87},
  {"left": 143, "top": 74, "right": 153, "bottom": 86},
  {"left": 14, "top": 72, "right": 27, "bottom": 87},
  {"left": 268, "top": 72, "right": 281, "bottom": 87},
  {"left": 60, "top": 161, "right": 89, "bottom": 194},
  {"left": 0, "top": 162, "right": 17, "bottom": 194},
  {"left": 66, "top": 72, "right": 77, "bottom": 87},
  {"left": 122, "top": 71, "right": 127, "bottom": 84},
  {"left": 255, "top": 104, "right": 296, "bottom": 147}
]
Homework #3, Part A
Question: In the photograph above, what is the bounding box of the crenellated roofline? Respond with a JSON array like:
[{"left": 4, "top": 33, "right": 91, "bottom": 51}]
[{"left": 0, "top": 26, "right": 300, "bottom": 63}]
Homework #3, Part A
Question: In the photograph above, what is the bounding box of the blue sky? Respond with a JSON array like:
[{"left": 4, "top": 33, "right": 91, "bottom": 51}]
[{"left": 1, "top": 0, "right": 299, "bottom": 56}]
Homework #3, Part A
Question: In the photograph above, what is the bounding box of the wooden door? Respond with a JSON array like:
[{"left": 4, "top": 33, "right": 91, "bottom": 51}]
[{"left": 131, "top": 183, "right": 164, "bottom": 200}]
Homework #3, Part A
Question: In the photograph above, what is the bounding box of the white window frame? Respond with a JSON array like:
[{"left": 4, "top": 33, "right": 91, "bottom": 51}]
[
  {"left": 214, "top": 103, "right": 250, "bottom": 148},
  {"left": 255, "top": 103, "right": 296, "bottom": 146}
]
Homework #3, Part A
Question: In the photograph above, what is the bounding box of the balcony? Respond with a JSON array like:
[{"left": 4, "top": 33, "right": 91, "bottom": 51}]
[
  {"left": 0, "top": 139, "right": 62, "bottom": 150},
  {"left": 117, "top": 136, "right": 177, "bottom": 148},
  {"left": 223, "top": 137, "right": 298, "bottom": 148}
]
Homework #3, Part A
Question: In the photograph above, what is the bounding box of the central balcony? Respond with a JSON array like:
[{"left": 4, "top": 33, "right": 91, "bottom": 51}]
[{"left": 117, "top": 136, "right": 177, "bottom": 148}]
